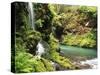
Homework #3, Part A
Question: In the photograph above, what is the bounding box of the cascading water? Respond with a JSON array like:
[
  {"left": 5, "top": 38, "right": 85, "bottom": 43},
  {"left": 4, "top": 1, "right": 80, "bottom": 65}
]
[
  {"left": 36, "top": 41, "right": 45, "bottom": 58},
  {"left": 28, "top": 2, "right": 46, "bottom": 58},
  {"left": 80, "top": 58, "right": 97, "bottom": 69},
  {"left": 28, "top": 2, "right": 50, "bottom": 59},
  {"left": 28, "top": 2, "right": 35, "bottom": 29},
  {"left": 36, "top": 40, "right": 50, "bottom": 58}
]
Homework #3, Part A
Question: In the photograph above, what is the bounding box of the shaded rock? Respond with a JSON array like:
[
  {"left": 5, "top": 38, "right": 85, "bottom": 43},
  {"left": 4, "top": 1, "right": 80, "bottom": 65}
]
[{"left": 75, "top": 63, "right": 91, "bottom": 69}]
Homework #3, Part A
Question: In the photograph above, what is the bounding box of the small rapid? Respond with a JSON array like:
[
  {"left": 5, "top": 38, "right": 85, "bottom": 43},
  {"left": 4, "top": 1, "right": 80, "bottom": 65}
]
[{"left": 80, "top": 58, "right": 97, "bottom": 69}]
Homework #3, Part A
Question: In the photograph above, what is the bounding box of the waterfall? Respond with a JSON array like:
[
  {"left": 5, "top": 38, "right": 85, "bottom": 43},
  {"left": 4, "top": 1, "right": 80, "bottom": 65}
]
[
  {"left": 28, "top": 2, "right": 50, "bottom": 58},
  {"left": 36, "top": 41, "right": 45, "bottom": 58},
  {"left": 28, "top": 2, "right": 35, "bottom": 29},
  {"left": 36, "top": 40, "right": 50, "bottom": 58}
]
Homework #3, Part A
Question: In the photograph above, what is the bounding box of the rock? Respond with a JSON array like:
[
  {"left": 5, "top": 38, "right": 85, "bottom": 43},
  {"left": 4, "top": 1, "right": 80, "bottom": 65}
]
[
  {"left": 51, "top": 61, "right": 69, "bottom": 71},
  {"left": 74, "top": 62, "right": 91, "bottom": 69},
  {"left": 74, "top": 58, "right": 98, "bottom": 69}
]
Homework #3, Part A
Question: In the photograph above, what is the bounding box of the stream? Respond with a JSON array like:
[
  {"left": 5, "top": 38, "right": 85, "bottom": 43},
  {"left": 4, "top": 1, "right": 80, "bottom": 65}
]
[
  {"left": 27, "top": 2, "right": 97, "bottom": 70},
  {"left": 59, "top": 44, "right": 97, "bottom": 69}
]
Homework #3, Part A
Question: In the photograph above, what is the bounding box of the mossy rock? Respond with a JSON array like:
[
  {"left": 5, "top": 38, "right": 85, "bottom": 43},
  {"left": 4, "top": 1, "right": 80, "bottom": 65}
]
[{"left": 51, "top": 52, "right": 75, "bottom": 70}]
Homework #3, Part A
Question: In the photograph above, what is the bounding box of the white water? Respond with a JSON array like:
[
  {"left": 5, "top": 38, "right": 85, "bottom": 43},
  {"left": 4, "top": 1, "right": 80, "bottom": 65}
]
[
  {"left": 36, "top": 41, "right": 45, "bottom": 58},
  {"left": 80, "top": 58, "right": 97, "bottom": 69},
  {"left": 28, "top": 2, "right": 35, "bottom": 29},
  {"left": 28, "top": 3, "right": 45, "bottom": 57}
]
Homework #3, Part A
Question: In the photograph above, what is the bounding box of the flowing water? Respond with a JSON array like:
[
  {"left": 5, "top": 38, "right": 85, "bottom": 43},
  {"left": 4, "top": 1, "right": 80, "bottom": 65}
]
[
  {"left": 59, "top": 44, "right": 97, "bottom": 69},
  {"left": 36, "top": 40, "right": 50, "bottom": 58},
  {"left": 60, "top": 45, "right": 97, "bottom": 59},
  {"left": 80, "top": 58, "right": 97, "bottom": 69},
  {"left": 28, "top": 2, "right": 35, "bottom": 29},
  {"left": 27, "top": 2, "right": 97, "bottom": 69},
  {"left": 28, "top": 2, "right": 50, "bottom": 58},
  {"left": 36, "top": 41, "right": 45, "bottom": 57}
]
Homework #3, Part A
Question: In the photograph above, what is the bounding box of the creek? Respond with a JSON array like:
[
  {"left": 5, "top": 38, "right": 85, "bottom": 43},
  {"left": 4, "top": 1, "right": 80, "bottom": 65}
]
[{"left": 59, "top": 44, "right": 97, "bottom": 69}]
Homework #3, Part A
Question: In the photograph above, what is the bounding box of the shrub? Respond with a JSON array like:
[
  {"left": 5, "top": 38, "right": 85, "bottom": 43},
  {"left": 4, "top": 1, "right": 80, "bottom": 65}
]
[{"left": 62, "top": 32, "right": 96, "bottom": 48}]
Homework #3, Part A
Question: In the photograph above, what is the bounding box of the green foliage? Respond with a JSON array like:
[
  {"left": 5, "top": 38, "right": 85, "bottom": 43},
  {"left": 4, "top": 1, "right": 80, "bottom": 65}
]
[
  {"left": 48, "top": 34, "right": 75, "bottom": 69},
  {"left": 62, "top": 31, "right": 96, "bottom": 48},
  {"left": 12, "top": 2, "right": 97, "bottom": 73},
  {"left": 15, "top": 2, "right": 31, "bottom": 32},
  {"left": 15, "top": 34, "right": 54, "bottom": 73},
  {"left": 23, "top": 30, "right": 41, "bottom": 45},
  {"left": 32, "top": 58, "right": 55, "bottom": 72},
  {"left": 52, "top": 13, "right": 69, "bottom": 27},
  {"left": 35, "top": 19, "right": 44, "bottom": 28},
  {"left": 48, "top": 4, "right": 57, "bottom": 16},
  {"left": 32, "top": 58, "right": 47, "bottom": 72},
  {"left": 51, "top": 52, "right": 75, "bottom": 69},
  {"left": 15, "top": 50, "right": 55, "bottom": 73},
  {"left": 34, "top": 3, "right": 54, "bottom": 42},
  {"left": 15, "top": 39, "right": 26, "bottom": 54},
  {"left": 41, "top": 58, "right": 55, "bottom": 71},
  {"left": 78, "top": 6, "right": 97, "bottom": 28},
  {"left": 49, "top": 33, "right": 59, "bottom": 50},
  {"left": 15, "top": 52, "right": 34, "bottom": 73},
  {"left": 79, "top": 6, "right": 97, "bottom": 18},
  {"left": 16, "top": 29, "right": 41, "bottom": 55}
]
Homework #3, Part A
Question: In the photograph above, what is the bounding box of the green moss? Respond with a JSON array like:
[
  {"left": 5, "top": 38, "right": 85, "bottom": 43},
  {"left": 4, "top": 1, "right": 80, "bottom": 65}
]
[
  {"left": 15, "top": 52, "right": 55, "bottom": 73},
  {"left": 51, "top": 52, "right": 75, "bottom": 69},
  {"left": 48, "top": 34, "right": 75, "bottom": 70},
  {"left": 33, "top": 59, "right": 47, "bottom": 72},
  {"left": 41, "top": 58, "right": 55, "bottom": 71}
]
